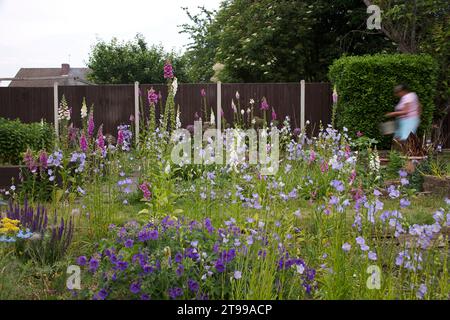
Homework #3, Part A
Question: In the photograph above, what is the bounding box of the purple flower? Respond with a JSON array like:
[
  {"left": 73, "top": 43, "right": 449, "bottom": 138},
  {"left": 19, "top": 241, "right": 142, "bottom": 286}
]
[
  {"left": 387, "top": 185, "right": 400, "bottom": 199},
  {"left": 124, "top": 239, "right": 134, "bottom": 248},
  {"left": 331, "top": 180, "right": 345, "bottom": 192},
  {"left": 368, "top": 251, "right": 377, "bottom": 261},
  {"left": 141, "top": 294, "right": 150, "bottom": 300},
  {"left": 89, "top": 257, "right": 99, "bottom": 272},
  {"left": 174, "top": 252, "right": 183, "bottom": 263},
  {"left": 342, "top": 243, "right": 351, "bottom": 252},
  {"left": 130, "top": 282, "right": 141, "bottom": 294},
  {"left": 233, "top": 270, "right": 242, "bottom": 279},
  {"left": 117, "top": 261, "right": 129, "bottom": 271},
  {"left": 164, "top": 61, "right": 174, "bottom": 79},
  {"left": 260, "top": 97, "right": 269, "bottom": 111},
  {"left": 215, "top": 260, "right": 225, "bottom": 273},
  {"left": 187, "top": 279, "right": 199, "bottom": 292},
  {"left": 399, "top": 170, "right": 408, "bottom": 178},
  {"left": 400, "top": 198, "right": 411, "bottom": 208},
  {"left": 176, "top": 264, "right": 184, "bottom": 277},
  {"left": 293, "top": 128, "right": 302, "bottom": 136},
  {"left": 356, "top": 236, "right": 369, "bottom": 251},
  {"left": 94, "top": 288, "right": 108, "bottom": 300},
  {"left": 77, "top": 256, "right": 87, "bottom": 266},
  {"left": 168, "top": 287, "right": 183, "bottom": 299},
  {"left": 416, "top": 284, "right": 427, "bottom": 299}
]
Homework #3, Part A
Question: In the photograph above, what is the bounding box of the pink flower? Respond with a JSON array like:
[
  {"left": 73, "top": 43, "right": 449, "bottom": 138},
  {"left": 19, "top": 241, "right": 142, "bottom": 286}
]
[
  {"left": 271, "top": 108, "right": 277, "bottom": 121},
  {"left": 88, "top": 113, "right": 95, "bottom": 137},
  {"left": 80, "top": 133, "right": 88, "bottom": 152},
  {"left": 260, "top": 97, "right": 269, "bottom": 111},
  {"left": 309, "top": 150, "right": 316, "bottom": 163},
  {"left": 148, "top": 87, "right": 158, "bottom": 105},
  {"left": 129, "top": 114, "right": 135, "bottom": 122},
  {"left": 164, "top": 61, "right": 174, "bottom": 79},
  {"left": 23, "top": 149, "right": 36, "bottom": 173},
  {"left": 96, "top": 126, "right": 105, "bottom": 150},
  {"left": 117, "top": 130, "right": 124, "bottom": 146},
  {"left": 332, "top": 87, "right": 338, "bottom": 104},
  {"left": 39, "top": 150, "right": 48, "bottom": 169},
  {"left": 139, "top": 182, "right": 152, "bottom": 200},
  {"left": 357, "top": 131, "right": 364, "bottom": 137},
  {"left": 201, "top": 89, "right": 206, "bottom": 97}
]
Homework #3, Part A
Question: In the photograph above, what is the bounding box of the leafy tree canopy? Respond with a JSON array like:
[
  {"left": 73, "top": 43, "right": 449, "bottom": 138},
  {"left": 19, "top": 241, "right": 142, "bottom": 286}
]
[
  {"left": 181, "top": 0, "right": 395, "bottom": 83},
  {"left": 87, "top": 34, "right": 190, "bottom": 84}
]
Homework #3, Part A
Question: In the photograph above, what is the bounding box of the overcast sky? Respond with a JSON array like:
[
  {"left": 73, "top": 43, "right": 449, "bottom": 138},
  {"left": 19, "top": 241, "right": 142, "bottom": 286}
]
[{"left": 0, "top": 0, "right": 222, "bottom": 85}]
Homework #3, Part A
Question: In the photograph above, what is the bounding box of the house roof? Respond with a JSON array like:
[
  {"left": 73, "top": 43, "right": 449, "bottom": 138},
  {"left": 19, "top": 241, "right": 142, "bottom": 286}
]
[{"left": 9, "top": 64, "right": 91, "bottom": 87}]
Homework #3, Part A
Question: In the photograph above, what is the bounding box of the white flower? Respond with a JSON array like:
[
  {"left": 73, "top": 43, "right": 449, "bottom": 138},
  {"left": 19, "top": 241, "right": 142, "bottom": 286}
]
[
  {"left": 164, "top": 163, "right": 171, "bottom": 174},
  {"left": 296, "top": 264, "right": 305, "bottom": 274},
  {"left": 81, "top": 99, "right": 88, "bottom": 118},
  {"left": 172, "top": 77, "right": 178, "bottom": 96},
  {"left": 210, "top": 110, "right": 215, "bottom": 125},
  {"left": 231, "top": 99, "right": 237, "bottom": 113},
  {"left": 236, "top": 91, "right": 240, "bottom": 100},
  {"left": 241, "top": 109, "right": 245, "bottom": 115},
  {"left": 250, "top": 99, "right": 255, "bottom": 105},
  {"left": 175, "top": 108, "right": 181, "bottom": 130}
]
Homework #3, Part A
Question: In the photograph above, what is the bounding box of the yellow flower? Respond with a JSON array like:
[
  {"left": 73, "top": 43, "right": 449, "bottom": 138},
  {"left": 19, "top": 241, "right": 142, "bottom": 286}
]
[{"left": 0, "top": 217, "right": 21, "bottom": 234}]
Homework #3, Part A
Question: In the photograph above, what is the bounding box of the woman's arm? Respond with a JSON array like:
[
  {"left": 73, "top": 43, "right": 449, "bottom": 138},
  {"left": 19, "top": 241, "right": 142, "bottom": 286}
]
[{"left": 386, "top": 103, "right": 411, "bottom": 118}]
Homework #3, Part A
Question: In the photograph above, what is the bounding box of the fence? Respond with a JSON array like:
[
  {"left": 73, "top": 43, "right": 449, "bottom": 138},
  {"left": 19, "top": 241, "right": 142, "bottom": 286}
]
[{"left": 0, "top": 82, "right": 333, "bottom": 140}]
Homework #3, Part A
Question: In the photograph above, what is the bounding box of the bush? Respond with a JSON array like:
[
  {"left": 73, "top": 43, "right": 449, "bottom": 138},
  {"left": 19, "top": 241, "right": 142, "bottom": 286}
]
[
  {"left": 0, "top": 118, "right": 55, "bottom": 165},
  {"left": 329, "top": 54, "right": 438, "bottom": 149}
]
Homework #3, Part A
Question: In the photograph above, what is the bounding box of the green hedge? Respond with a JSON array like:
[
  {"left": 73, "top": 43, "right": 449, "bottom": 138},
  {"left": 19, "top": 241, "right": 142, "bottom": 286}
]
[
  {"left": 329, "top": 54, "right": 438, "bottom": 149},
  {"left": 0, "top": 118, "right": 55, "bottom": 165}
]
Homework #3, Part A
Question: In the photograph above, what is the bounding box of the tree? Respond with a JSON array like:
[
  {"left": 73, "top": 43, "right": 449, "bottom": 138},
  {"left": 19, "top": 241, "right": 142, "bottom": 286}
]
[
  {"left": 180, "top": 0, "right": 394, "bottom": 83},
  {"left": 179, "top": 6, "right": 220, "bottom": 83},
  {"left": 363, "top": 0, "right": 449, "bottom": 123},
  {"left": 87, "top": 34, "right": 190, "bottom": 84}
]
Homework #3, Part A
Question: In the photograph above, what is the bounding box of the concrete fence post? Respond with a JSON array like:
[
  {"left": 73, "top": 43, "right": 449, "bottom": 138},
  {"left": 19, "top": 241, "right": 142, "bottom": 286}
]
[
  {"left": 300, "top": 80, "right": 306, "bottom": 131},
  {"left": 53, "top": 82, "right": 59, "bottom": 136},
  {"left": 134, "top": 81, "right": 140, "bottom": 146},
  {"left": 217, "top": 81, "right": 222, "bottom": 133}
]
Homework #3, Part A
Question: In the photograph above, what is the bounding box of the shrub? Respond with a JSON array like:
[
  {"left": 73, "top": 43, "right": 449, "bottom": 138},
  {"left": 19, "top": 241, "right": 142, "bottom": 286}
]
[
  {"left": 329, "top": 54, "right": 438, "bottom": 149},
  {"left": 0, "top": 118, "right": 55, "bottom": 165},
  {"left": 6, "top": 200, "right": 74, "bottom": 266}
]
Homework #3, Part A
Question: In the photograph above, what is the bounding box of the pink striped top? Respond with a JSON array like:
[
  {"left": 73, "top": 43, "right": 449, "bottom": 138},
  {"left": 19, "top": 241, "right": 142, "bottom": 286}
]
[{"left": 396, "top": 92, "right": 420, "bottom": 119}]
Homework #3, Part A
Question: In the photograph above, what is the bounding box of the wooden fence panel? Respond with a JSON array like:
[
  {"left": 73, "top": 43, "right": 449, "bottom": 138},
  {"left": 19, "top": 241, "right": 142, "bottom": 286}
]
[
  {"left": 0, "top": 87, "right": 54, "bottom": 123},
  {"left": 58, "top": 85, "right": 135, "bottom": 136},
  {"left": 1, "top": 83, "right": 334, "bottom": 137}
]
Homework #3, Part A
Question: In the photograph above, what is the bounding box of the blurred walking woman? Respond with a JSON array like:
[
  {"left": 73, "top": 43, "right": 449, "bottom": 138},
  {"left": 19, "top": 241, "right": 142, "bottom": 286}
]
[{"left": 386, "top": 84, "right": 421, "bottom": 141}]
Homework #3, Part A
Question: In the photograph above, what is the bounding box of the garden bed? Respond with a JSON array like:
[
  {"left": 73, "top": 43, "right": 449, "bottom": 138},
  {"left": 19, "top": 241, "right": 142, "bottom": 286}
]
[{"left": 423, "top": 175, "right": 450, "bottom": 196}]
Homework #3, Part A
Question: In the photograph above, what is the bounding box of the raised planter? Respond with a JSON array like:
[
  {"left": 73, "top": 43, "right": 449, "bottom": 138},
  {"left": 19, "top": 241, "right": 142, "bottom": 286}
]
[
  {"left": 0, "top": 165, "right": 22, "bottom": 189},
  {"left": 423, "top": 175, "right": 450, "bottom": 196}
]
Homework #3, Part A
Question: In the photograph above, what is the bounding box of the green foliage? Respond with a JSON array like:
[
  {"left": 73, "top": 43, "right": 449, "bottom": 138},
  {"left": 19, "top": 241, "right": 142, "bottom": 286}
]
[
  {"left": 180, "top": 0, "right": 394, "bottom": 83},
  {"left": 364, "top": 0, "right": 450, "bottom": 117},
  {"left": 329, "top": 54, "right": 438, "bottom": 149},
  {"left": 179, "top": 6, "right": 219, "bottom": 83},
  {"left": 385, "top": 150, "right": 405, "bottom": 179},
  {"left": 0, "top": 118, "right": 55, "bottom": 165},
  {"left": 87, "top": 34, "right": 191, "bottom": 84}
]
